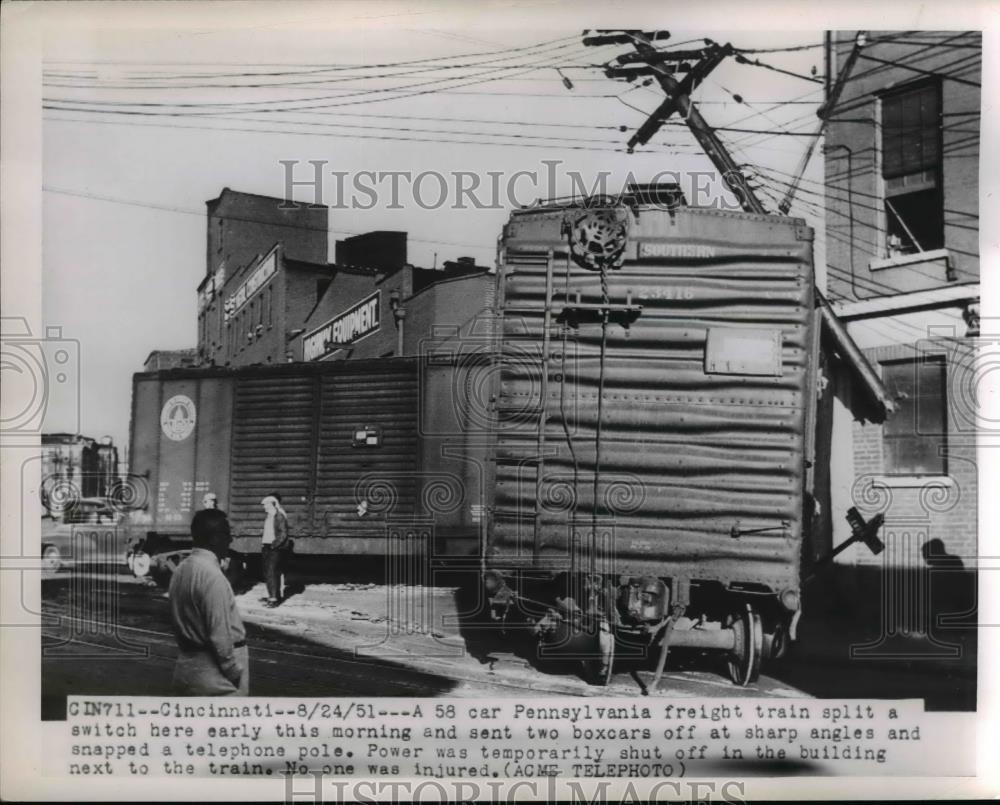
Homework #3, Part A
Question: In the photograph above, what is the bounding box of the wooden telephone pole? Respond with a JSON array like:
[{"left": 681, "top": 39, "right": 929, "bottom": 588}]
[{"left": 585, "top": 30, "right": 767, "bottom": 215}]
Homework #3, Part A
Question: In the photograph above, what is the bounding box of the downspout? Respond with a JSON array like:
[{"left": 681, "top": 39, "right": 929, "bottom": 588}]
[{"left": 389, "top": 289, "right": 406, "bottom": 355}]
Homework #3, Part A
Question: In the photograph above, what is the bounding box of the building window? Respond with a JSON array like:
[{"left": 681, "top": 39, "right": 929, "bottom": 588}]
[
  {"left": 881, "top": 357, "right": 947, "bottom": 475},
  {"left": 266, "top": 286, "right": 273, "bottom": 327},
  {"left": 881, "top": 80, "right": 943, "bottom": 257}
]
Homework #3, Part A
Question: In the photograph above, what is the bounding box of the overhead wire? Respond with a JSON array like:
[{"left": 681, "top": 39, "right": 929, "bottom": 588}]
[
  {"left": 44, "top": 112, "right": 703, "bottom": 153},
  {"left": 46, "top": 31, "right": 982, "bottom": 308},
  {"left": 42, "top": 34, "right": 586, "bottom": 80},
  {"left": 746, "top": 167, "right": 980, "bottom": 292},
  {"left": 856, "top": 53, "right": 981, "bottom": 88},
  {"left": 45, "top": 41, "right": 603, "bottom": 114},
  {"left": 42, "top": 38, "right": 604, "bottom": 98},
  {"left": 41, "top": 185, "right": 497, "bottom": 252},
  {"left": 731, "top": 41, "right": 825, "bottom": 54},
  {"left": 733, "top": 54, "right": 823, "bottom": 84}
]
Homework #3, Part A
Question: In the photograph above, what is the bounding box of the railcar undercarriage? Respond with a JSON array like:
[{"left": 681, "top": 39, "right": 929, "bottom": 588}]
[{"left": 483, "top": 570, "right": 801, "bottom": 687}]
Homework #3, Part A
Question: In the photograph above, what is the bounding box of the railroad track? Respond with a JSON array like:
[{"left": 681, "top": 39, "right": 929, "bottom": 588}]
[
  {"left": 42, "top": 602, "right": 613, "bottom": 699},
  {"left": 42, "top": 576, "right": 803, "bottom": 704}
]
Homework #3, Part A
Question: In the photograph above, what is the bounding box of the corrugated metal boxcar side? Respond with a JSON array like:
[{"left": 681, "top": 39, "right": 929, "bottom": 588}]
[
  {"left": 128, "top": 373, "right": 233, "bottom": 532},
  {"left": 125, "top": 358, "right": 479, "bottom": 557},
  {"left": 487, "top": 205, "right": 818, "bottom": 597}
]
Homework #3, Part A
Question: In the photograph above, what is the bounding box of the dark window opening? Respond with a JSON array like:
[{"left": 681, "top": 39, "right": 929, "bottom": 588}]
[
  {"left": 885, "top": 186, "right": 944, "bottom": 255},
  {"left": 882, "top": 358, "right": 947, "bottom": 475},
  {"left": 881, "top": 81, "right": 943, "bottom": 258}
]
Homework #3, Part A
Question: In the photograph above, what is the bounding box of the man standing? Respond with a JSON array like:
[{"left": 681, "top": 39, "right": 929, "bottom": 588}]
[
  {"left": 169, "top": 509, "right": 249, "bottom": 695},
  {"left": 260, "top": 494, "right": 289, "bottom": 608}
]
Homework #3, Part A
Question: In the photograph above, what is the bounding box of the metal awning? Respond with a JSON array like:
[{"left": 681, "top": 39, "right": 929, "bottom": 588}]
[{"left": 816, "top": 290, "right": 896, "bottom": 422}]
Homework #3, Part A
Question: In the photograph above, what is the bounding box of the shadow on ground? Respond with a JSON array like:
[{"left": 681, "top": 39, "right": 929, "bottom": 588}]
[
  {"left": 769, "top": 564, "right": 977, "bottom": 711},
  {"left": 41, "top": 570, "right": 461, "bottom": 720}
]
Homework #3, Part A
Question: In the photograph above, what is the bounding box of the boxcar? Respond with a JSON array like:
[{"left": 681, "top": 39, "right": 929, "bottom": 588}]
[
  {"left": 122, "top": 356, "right": 485, "bottom": 578},
  {"left": 481, "top": 201, "right": 826, "bottom": 685},
  {"left": 119, "top": 198, "right": 887, "bottom": 687}
]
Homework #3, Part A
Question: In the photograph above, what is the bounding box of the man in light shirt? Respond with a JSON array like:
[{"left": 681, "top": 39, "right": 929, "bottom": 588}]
[
  {"left": 169, "top": 509, "right": 249, "bottom": 695},
  {"left": 260, "top": 494, "right": 290, "bottom": 608}
]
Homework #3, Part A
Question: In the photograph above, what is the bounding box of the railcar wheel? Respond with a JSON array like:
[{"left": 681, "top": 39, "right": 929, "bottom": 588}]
[
  {"left": 580, "top": 618, "right": 615, "bottom": 686},
  {"left": 131, "top": 550, "right": 151, "bottom": 578},
  {"left": 42, "top": 545, "right": 62, "bottom": 574},
  {"left": 150, "top": 551, "right": 189, "bottom": 588},
  {"left": 726, "top": 604, "right": 763, "bottom": 686}
]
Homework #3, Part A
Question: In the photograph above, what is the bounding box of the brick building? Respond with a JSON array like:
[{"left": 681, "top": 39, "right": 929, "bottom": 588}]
[
  {"left": 819, "top": 31, "right": 980, "bottom": 647},
  {"left": 143, "top": 348, "right": 198, "bottom": 372},
  {"left": 297, "top": 242, "right": 493, "bottom": 362},
  {"left": 196, "top": 189, "right": 332, "bottom": 366},
  {"left": 193, "top": 189, "right": 493, "bottom": 367}
]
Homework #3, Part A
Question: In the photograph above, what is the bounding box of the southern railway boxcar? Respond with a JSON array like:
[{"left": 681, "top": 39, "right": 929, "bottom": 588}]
[{"left": 480, "top": 199, "right": 886, "bottom": 686}]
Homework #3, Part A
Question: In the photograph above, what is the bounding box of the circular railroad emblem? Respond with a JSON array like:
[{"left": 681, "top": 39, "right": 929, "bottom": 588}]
[
  {"left": 160, "top": 394, "right": 197, "bottom": 441},
  {"left": 568, "top": 207, "right": 630, "bottom": 271}
]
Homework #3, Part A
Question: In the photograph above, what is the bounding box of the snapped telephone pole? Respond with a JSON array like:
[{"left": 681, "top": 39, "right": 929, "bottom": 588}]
[
  {"left": 586, "top": 30, "right": 767, "bottom": 215},
  {"left": 777, "top": 31, "right": 866, "bottom": 214}
]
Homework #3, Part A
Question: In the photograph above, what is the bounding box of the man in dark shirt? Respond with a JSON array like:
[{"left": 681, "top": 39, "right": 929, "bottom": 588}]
[{"left": 169, "top": 509, "right": 248, "bottom": 695}]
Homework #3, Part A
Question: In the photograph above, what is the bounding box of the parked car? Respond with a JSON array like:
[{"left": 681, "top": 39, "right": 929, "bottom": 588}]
[{"left": 41, "top": 509, "right": 127, "bottom": 573}]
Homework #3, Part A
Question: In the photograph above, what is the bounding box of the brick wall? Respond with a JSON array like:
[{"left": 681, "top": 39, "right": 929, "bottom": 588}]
[
  {"left": 206, "top": 247, "right": 334, "bottom": 367},
  {"left": 824, "top": 31, "right": 980, "bottom": 304},
  {"left": 296, "top": 269, "right": 494, "bottom": 361},
  {"left": 848, "top": 337, "right": 978, "bottom": 569},
  {"left": 206, "top": 189, "right": 328, "bottom": 278},
  {"left": 298, "top": 267, "right": 406, "bottom": 361}
]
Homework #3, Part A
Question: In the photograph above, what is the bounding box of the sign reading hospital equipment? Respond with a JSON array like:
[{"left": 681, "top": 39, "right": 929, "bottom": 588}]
[
  {"left": 303, "top": 291, "right": 381, "bottom": 361},
  {"left": 224, "top": 250, "right": 277, "bottom": 322}
]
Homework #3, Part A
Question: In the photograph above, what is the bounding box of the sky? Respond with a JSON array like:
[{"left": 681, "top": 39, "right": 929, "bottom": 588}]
[{"left": 39, "top": 10, "right": 830, "bottom": 453}]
